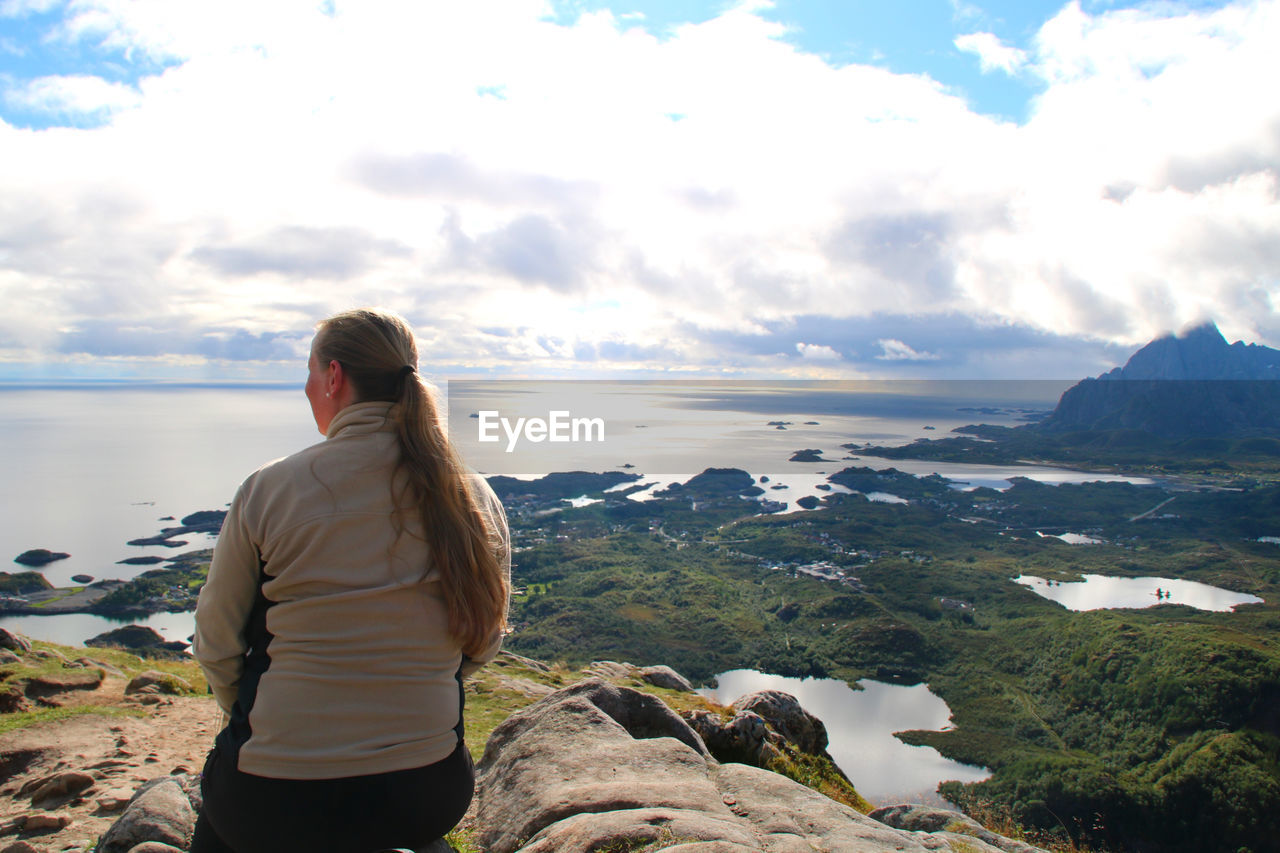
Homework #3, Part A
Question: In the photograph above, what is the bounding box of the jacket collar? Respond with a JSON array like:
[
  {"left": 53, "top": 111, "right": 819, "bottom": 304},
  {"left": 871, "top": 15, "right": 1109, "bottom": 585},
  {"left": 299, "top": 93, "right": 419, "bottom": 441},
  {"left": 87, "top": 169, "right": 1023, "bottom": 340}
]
[{"left": 325, "top": 401, "right": 397, "bottom": 439}]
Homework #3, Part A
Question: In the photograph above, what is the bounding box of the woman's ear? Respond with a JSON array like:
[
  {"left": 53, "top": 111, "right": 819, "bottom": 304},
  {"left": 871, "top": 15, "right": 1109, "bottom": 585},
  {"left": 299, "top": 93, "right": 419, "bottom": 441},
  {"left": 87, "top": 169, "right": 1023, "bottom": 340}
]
[{"left": 327, "top": 359, "right": 355, "bottom": 406}]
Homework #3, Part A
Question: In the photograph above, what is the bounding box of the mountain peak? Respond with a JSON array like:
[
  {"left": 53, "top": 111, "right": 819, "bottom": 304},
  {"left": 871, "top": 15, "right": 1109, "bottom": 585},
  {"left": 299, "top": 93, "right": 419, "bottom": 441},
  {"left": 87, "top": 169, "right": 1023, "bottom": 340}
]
[
  {"left": 1104, "top": 320, "right": 1273, "bottom": 381},
  {"left": 1172, "top": 320, "right": 1228, "bottom": 344}
]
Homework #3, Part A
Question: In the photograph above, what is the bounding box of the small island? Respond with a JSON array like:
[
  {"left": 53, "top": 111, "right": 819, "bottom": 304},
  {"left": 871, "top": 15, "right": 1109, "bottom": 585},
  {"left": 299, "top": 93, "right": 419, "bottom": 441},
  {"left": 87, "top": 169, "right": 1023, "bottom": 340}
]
[
  {"left": 14, "top": 548, "right": 70, "bottom": 567},
  {"left": 0, "top": 511, "right": 225, "bottom": 619},
  {"left": 0, "top": 550, "right": 211, "bottom": 617}
]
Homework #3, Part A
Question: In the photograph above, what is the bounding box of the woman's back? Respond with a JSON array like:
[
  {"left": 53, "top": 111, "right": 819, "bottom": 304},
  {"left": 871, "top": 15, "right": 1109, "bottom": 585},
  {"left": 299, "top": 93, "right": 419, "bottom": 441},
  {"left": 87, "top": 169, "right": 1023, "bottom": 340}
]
[
  {"left": 191, "top": 308, "right": 509, "bottom": 852},
  {"left": 195, "top": 401, "right": 508, "bottom": 780}
]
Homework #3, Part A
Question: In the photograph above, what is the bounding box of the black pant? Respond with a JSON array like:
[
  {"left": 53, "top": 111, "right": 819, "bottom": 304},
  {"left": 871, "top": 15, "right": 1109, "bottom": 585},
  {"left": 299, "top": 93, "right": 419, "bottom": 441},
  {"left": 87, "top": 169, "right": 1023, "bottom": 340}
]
[{"left": 191, "top": 739, "right": 473, "bottom": 853}]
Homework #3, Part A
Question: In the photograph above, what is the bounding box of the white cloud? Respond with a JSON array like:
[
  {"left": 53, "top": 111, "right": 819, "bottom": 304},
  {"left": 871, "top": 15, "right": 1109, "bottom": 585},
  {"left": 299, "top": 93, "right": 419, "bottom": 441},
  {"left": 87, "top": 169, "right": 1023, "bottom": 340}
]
[
  {"left": 875, "top": 339, "right": 940, "bottom": 361},
  {"left": 5, "top": 74, "right": 142, "bottom": 117},
  {"left": 954, "top": 31, "right": 1028, "bottom": 75},
  {"left": 796, "top": 342, "right": 840, "bottom": 360},
  {"left": 0, "top": 0, "right": 1277, "bottom": 377}
]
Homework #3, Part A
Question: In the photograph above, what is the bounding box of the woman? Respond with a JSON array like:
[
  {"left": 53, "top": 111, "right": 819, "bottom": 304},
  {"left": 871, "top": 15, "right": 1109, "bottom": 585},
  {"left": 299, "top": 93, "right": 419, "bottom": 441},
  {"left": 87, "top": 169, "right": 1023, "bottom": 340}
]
[{"left": 192, "top": 308, "right": 510, "bottom": 853}]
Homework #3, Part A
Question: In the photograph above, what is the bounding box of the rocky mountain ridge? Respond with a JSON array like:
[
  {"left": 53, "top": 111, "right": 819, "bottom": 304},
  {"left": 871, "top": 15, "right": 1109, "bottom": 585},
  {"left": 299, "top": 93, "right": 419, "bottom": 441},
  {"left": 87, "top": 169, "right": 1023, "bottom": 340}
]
[
  {"left": 1097, "top": 321, "right": 1280, "bottom": 381},
  {"left": 1039, "top": 321, "right": 1280, "bottom": 437}
]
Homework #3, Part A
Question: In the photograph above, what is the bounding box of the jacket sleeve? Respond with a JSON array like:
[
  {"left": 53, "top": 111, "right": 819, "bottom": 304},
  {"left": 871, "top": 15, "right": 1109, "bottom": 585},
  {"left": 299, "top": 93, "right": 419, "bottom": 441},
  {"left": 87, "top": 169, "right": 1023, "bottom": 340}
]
[
  {"left": 193, "top": 481, "right": 262, "bottom": 715},
  {"left": 459, "top": 479, "right": 511, "bottom": 678}
]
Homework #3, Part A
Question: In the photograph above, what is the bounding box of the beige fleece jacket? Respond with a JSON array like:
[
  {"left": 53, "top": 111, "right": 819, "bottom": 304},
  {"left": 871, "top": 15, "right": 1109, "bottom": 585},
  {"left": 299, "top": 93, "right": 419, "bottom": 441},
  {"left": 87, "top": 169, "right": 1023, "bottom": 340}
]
[{"left": 193, "top": 401, "right": 509, "bottom": 779}]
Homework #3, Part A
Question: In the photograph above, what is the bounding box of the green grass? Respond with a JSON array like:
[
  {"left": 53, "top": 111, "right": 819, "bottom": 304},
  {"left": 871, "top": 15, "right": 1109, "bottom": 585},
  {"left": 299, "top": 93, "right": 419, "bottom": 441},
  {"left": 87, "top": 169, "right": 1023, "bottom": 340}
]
[{"left": 0, "top": 703, "right": 145, "bottom": 736}]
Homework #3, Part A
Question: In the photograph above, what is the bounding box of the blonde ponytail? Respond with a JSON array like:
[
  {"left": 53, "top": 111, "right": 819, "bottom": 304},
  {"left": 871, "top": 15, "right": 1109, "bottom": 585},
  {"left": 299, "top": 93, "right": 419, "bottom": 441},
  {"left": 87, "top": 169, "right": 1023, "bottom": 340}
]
[{"left": 314, "top": 308, "right": 508, "bottom": 657}]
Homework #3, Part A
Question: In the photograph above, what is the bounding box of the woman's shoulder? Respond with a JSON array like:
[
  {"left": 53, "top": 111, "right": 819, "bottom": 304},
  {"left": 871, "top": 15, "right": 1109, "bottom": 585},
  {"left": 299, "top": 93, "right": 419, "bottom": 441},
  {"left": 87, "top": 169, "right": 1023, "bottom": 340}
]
[{"left": 236, "top": 439, "right": 328, "bottom": 494}]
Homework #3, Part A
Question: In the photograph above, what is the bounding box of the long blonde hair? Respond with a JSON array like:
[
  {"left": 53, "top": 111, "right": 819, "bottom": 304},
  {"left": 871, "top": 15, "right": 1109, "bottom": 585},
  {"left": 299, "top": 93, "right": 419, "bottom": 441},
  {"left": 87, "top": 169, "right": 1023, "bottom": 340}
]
[{"left": 314, "top": 308, "right": 508, "bottom": 657}]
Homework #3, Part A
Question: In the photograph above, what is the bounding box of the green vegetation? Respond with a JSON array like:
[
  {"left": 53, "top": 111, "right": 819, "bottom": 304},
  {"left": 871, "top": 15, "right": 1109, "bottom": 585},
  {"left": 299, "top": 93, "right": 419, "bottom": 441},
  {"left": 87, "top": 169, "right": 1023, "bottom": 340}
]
[
  {"left": 0, "top": 703, "right": 144, "bottom": 736},
  {"left": 0, "top": 638, "right": 206, "bottom": 734},
  {"left": 0, "top": 571, "right": 54, "bottom": 595},
  {"left": 90, "top": 550, "right": 211, "bottom": 614},
  {"left": 497, "top": 464, "right": 1280, "bottom": 852},
  {"left": 765, "top": 749, "right": 871, "bottom": 813}
]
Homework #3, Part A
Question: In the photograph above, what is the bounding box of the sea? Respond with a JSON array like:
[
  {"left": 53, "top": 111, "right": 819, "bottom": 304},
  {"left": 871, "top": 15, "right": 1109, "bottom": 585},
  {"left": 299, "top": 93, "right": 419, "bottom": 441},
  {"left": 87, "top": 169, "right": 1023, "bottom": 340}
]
[{"left": 1, "top": 378, "right": 1157, "bottom": 649}]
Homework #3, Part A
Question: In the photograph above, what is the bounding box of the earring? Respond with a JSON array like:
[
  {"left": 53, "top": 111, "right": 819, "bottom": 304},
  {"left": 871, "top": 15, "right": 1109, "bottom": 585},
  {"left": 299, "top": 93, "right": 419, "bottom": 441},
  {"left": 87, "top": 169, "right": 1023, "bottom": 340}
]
[{"left": 325, "top": 392, "right": 331, "bottom": 398}]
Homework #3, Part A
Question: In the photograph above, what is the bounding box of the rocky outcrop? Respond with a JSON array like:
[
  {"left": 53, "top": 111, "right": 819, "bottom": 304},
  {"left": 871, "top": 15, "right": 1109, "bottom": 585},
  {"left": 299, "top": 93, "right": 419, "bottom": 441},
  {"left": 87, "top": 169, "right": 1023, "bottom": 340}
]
[
  {"left": 23, "top": 670, "right": 104, "bottom": 701},
  {"left": 871, "top": 805, "right": 1047, "bottom": 853},
  {"left": 125, "top": 671, "right": 193, "bottom": 697},
  {"left": 0, "top": 629, "right": 31, "bottom": 654},
  {"left": 475, "top": 678, "right": 1045, "bottom": 853},
  {"left": 638, "top": 665, "right": 696, "bottom": 693},
  {"left": 684, "top": 707, "right": 778, "bottom": 766},
  {"left": 96, "top": 775, "right": 199, "bottom": 853},
  {"left": 581, "top": 661, "right": 697, "bottom": 693},
  {"left": 734, "top": 691, "right": 827, "bottom": 756},
  {"left": 684, "top": 689, "right": 833, "bottom": 769}
]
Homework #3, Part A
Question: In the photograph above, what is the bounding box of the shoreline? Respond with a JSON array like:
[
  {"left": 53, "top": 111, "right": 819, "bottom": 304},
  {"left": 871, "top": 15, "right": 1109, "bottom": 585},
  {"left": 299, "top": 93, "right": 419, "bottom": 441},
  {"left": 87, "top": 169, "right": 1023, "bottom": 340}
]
[{"left": 1, "top": 548, "right": 211, "bottom": 621}]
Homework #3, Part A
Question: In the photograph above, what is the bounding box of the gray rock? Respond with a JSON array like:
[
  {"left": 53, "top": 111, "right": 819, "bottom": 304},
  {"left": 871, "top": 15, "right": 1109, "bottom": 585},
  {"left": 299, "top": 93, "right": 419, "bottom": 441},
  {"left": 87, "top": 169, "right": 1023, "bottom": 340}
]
[
  {"left": 498, "top": 651, "right": 552, "bottom": 672},
  {"left": 0, "top": 649, "right": 21, "bottom": 664},
  {"left": 475, "top": 679, "right": 715, "bottom": 853},
  {"left": 96, "top": 775, "right": 197, "bottom": 853},
  {"left": 583, "top": 660, "right": 635, "bottom": 679},
  {"left": 732, "top": 691, "right": 827, "bottom": 755},
  {"left": 0, "top": 628, "right": 31, "bottom": 653},
  {"left": 125, "top": 844, "right": 185, "bottom": 853},
  {"left": 124, "top": 671, "right": 192, "bottom": 696},
  {"left": 712, "top": 762, "right": 939, "bottom": 852},
  {"left": 491, "top": 673, "right": 556, "bottom": 699},
  {"left": 473, "top": 677, "right": 1047, "bottom": 853},
  {"left": 96, "top": 788, "right": 135, "bottom": 812},
  {"left": 870, "top": 805, "right": 1050, "bottom": 853},
  {"left": 25, "top": 770, "right": 95, "bottom": 810},
  {"left": 76, "top": 657, "right": 126, "bottom": 677},
  {"left": 638, "top": 664, "right": 696, "bottom": 692},
  {"left": 683, "top": 709, "right": 781, "bottom": 766},
  {"left": 475, "top": 678, "right": 974, "bottom": 853},
  {"left": 516, "top": 807, "right": 761, "bottom": 853}
]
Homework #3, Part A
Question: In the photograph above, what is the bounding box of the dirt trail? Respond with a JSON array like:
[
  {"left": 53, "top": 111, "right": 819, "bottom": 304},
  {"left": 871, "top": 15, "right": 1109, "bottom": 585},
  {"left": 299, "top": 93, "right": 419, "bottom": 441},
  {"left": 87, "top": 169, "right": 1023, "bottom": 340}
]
[{"left": 0, "top": 676, "right": 221, "bottom": 852}]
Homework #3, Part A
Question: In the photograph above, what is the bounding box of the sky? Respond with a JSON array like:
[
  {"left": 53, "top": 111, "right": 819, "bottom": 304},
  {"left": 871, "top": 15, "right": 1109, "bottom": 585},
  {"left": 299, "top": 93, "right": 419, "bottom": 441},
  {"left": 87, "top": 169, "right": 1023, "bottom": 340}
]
[{"left": 0, "top": 0, "right": 1277, "bottom": 382}]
